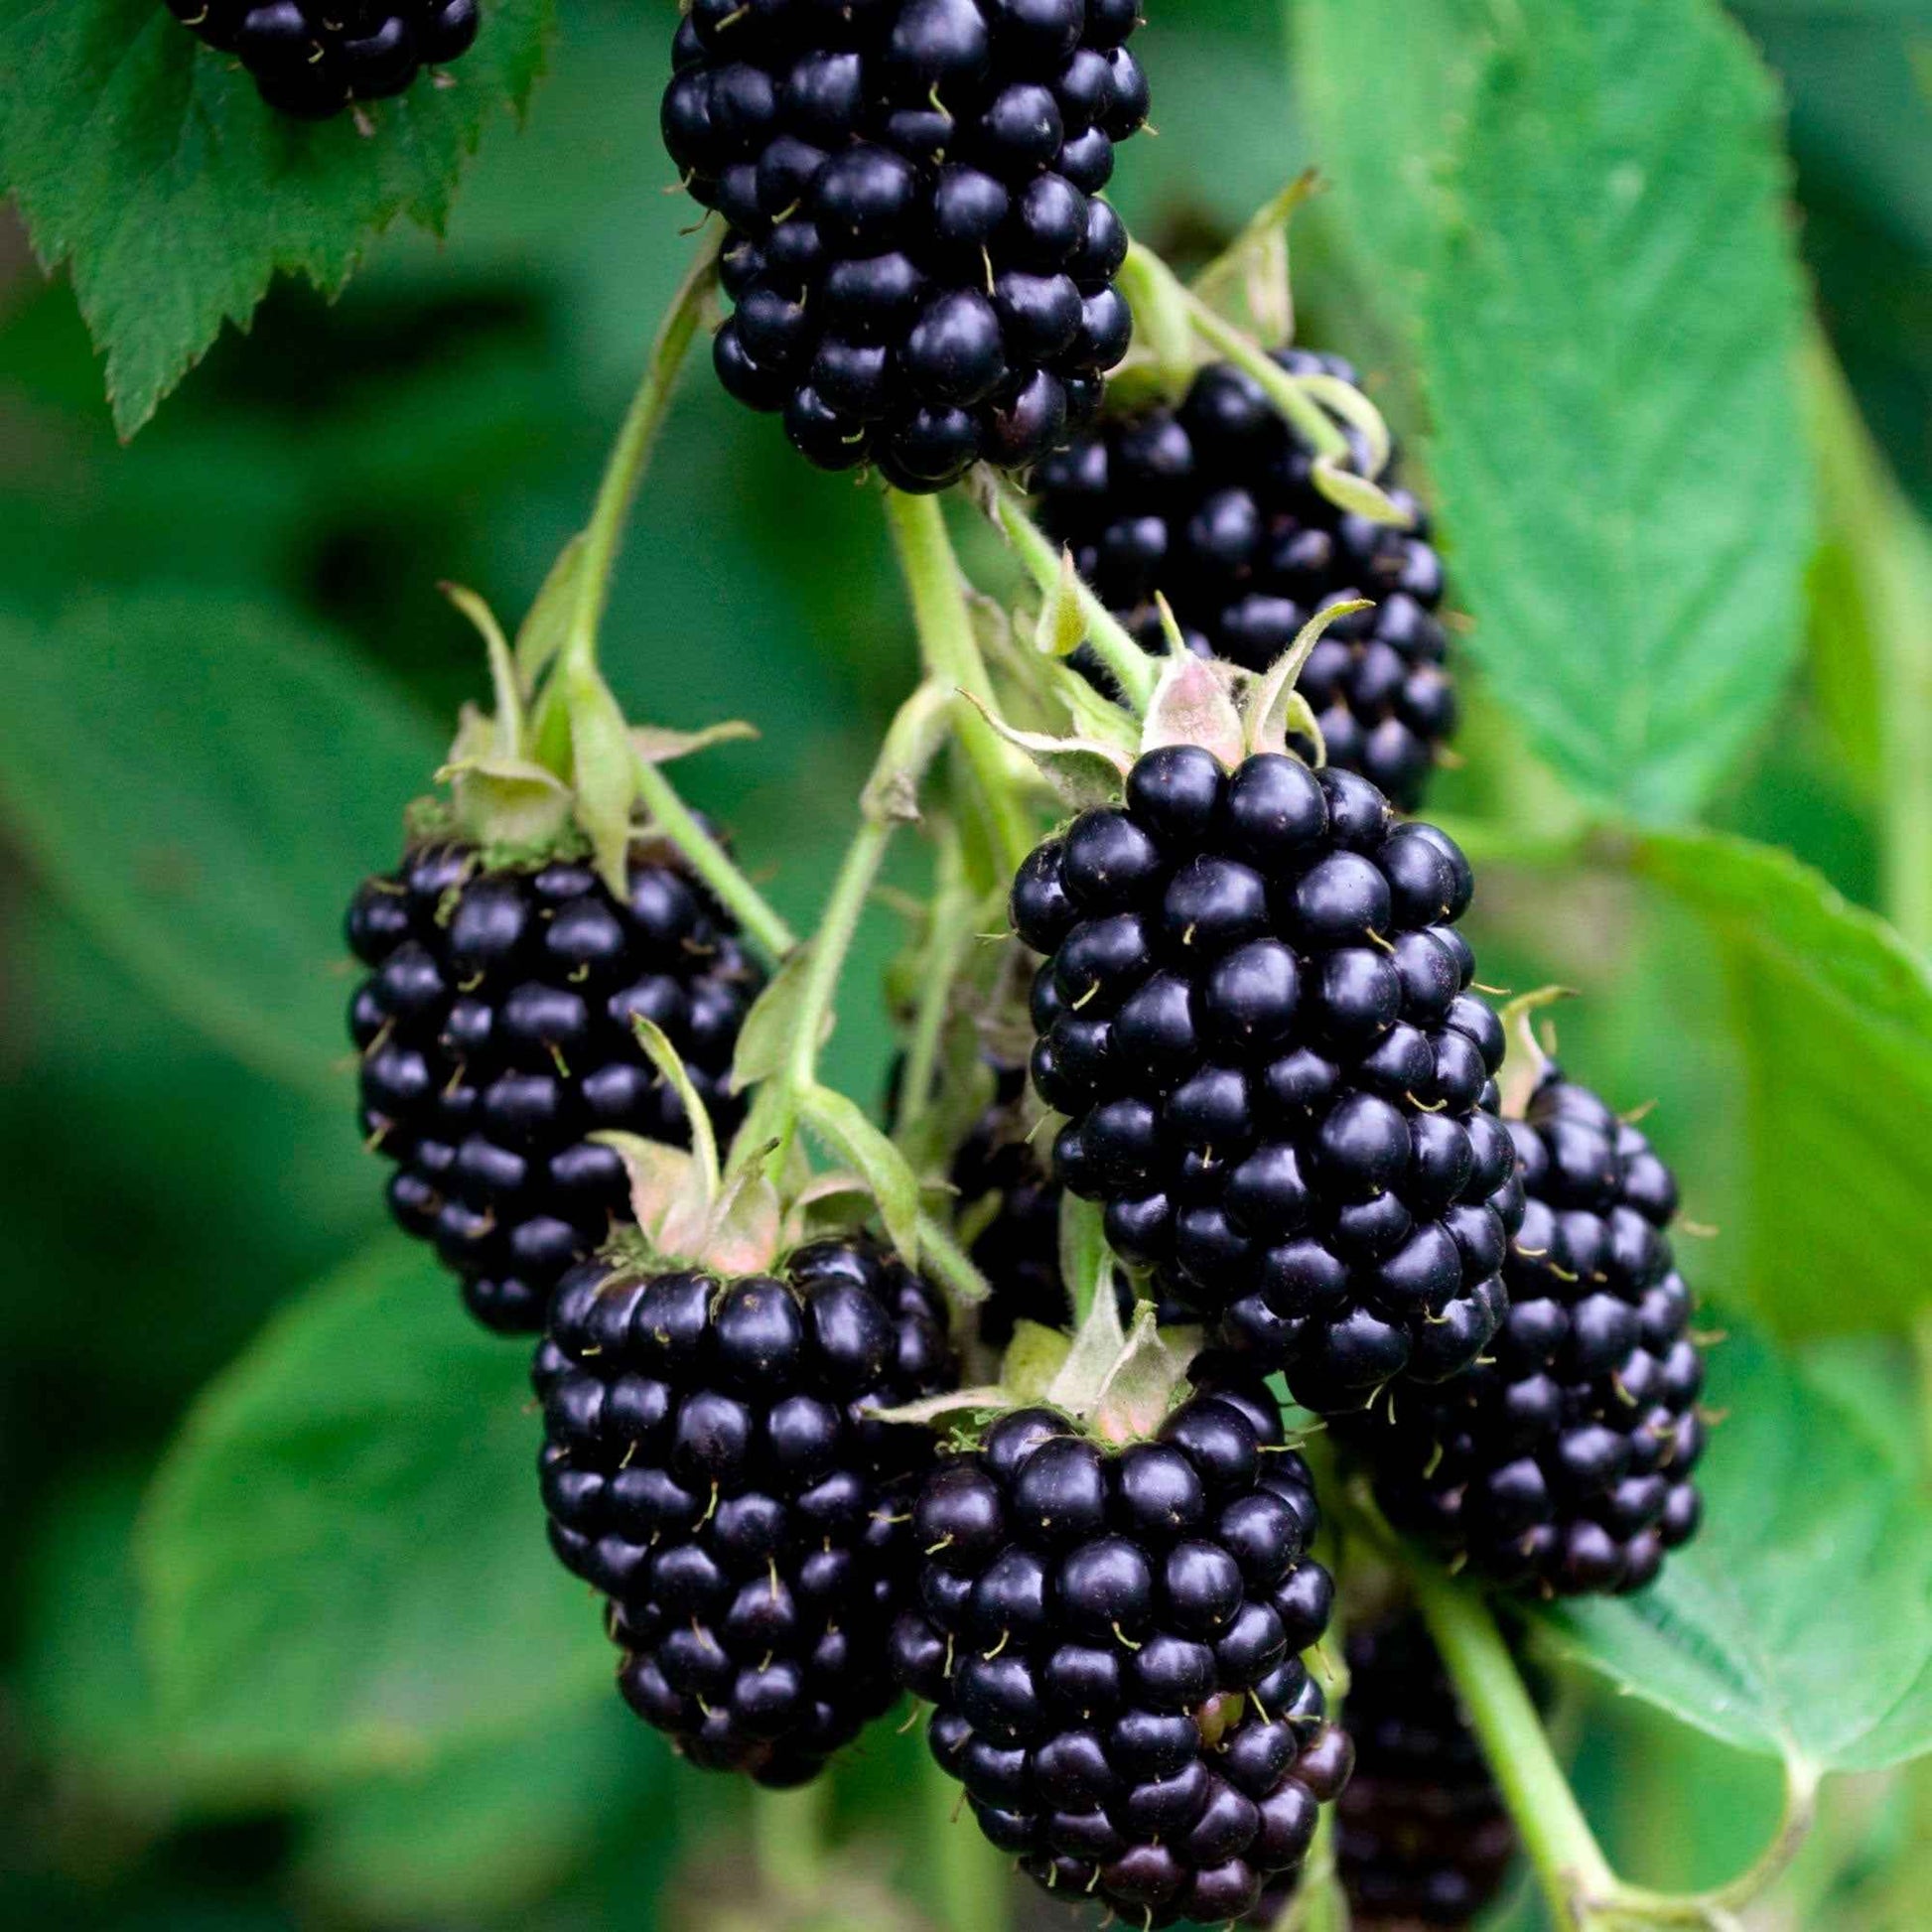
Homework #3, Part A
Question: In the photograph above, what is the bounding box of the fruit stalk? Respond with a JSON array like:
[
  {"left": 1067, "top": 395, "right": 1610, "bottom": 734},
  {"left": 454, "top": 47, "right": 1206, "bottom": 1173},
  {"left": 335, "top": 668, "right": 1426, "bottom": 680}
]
[
  {"left": 1403, "top": 1559, "right": 1615, "bottom": 1932},
  {"left": 884, "top": 489, "right": 1040, "bottom": 880}
]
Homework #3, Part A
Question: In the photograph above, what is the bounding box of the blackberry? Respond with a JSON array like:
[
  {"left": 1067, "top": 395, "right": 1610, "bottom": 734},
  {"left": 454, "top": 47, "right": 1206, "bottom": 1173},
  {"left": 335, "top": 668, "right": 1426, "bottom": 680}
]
[
  {"left": 1339, "top": 1068, "right": 1706, "bottom": 1596},
  {"left": 663, "top": 0, "right": 1152, "bottom": 490},
  {"left": 1253, "top": 1612, "right": 1516, "bottom": 1929},
  {"left": 164, "top": 0, "right": 480, "bottom": 120},
  {"left": 1034, "top": 352, "right": 1454, "bottom": 810},
  {"left": 534, "top": 1235, "right": 956, "bottom": 1784},
  {"left": 892, "top": 1390, "right": 1354, "bottom": 1924},
  {"left": 346, "top": 840, "right": 764, "bottom": 1334},
  {"left": 951, "top": 1062, "right": 1068, "bottom": 1350},
  {"left": 1012, "top": 748, "right": 1523, "bottom": 1413}
]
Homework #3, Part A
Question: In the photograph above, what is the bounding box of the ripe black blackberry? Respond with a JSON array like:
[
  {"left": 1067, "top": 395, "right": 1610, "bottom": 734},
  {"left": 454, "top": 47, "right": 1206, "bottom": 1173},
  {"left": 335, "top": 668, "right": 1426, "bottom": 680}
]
[
  {"left": 164, "top": 0, "right": 480, "bottom": 120},
  {"left": 1033, "top": 351, "right": 1455, "bottom": 811},
  {"left": 534, "top": 1235, "right": 956, "bottom": 1784},
  {"left": 1012, "top": 748, "right": 1523, "bottom": 1413},
  {"left": 950, "top": 1061, "right": 1068, "bottom": 1349},
  {"left": 1339, "top": 1068, "right": 1706, "bottom": 1596},
  {"left": 661, "top": 0, "right": 1152, "bottom": 490},
  {"left": 346, "top": 841, "right": 764, "bottom": 1334},
  {"left": 1251, "top": 1612, "right": 1516, "bottom": 1929},
  {"left": 891, "top": 1390, "right": 1354, "bottom": 1925}
]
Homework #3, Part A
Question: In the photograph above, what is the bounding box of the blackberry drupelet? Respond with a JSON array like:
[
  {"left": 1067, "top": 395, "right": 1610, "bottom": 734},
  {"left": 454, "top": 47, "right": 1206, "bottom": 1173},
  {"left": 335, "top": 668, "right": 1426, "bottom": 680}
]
[
  {"left": 535, "top": 1235, "right": 956, "bottom": 1784},
  {"left": 164, "top": 0, "right": 480, "bottom": 120},
  {"left": 1034, "top": 351, "right": 1455, "bottom": 810},
  {"left": 1340, "top": 1068, "right": 1706, "bottom": 1596},
  {"left": 892, "top": 1390, "right": 1353, "bottom": 1924},
  {"left": 346, "top": 841, "right": 764, "bottom": 1334},
  {"left": 662, "top": 0, "right": 1152, "bottom": 490},
  {"left": 1012, "top": 747, "right": 1523, "bottom": 1413},
  {"left": 1255, "top": 1611, "right": 1517, "bottom": 1928}
]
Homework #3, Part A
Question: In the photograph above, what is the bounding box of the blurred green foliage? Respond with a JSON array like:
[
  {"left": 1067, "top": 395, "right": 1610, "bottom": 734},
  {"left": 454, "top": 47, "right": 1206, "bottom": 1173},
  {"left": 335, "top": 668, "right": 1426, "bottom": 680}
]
[{"left": 2, "top": 1, "right": 1930, "bottom": 1929}]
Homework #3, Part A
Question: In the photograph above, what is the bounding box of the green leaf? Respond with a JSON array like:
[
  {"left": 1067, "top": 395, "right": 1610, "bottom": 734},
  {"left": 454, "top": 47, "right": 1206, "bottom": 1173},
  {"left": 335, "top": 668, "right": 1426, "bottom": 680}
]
[
  {"left": 1631, "top": 827, "right": 1932, "bottom": 1335},
  {"left": 799, "top": 1084, "right": 923, "bottom": 1264},
  {"left": 139, "top": 1240, "right": 607, "bottom": 1792},
  {"left": 299, "top": 1695, "right": 663, "bottom": 1921},
  {"left": 1420, "top": 0, "right": 1812, "bottom": 818},
  {"left": 0, "top": 594, "right": 439, "bottom": 1097},
  {"left": 1529, "top": 1317, "right": 1932, "bottom": 1773},
  {"left": 0, "top": 0, "right": 555, "bottom": 435},
  {"left": 732, "top": 944, "right": 822, "bottom": 1092}
]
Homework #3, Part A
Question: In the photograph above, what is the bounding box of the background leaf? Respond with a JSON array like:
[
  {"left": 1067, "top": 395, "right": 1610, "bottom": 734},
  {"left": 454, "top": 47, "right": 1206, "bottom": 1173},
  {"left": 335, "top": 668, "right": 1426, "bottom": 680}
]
[
  {"left": 139, "top": 1240, "right": 607, "bottom": 1792},
  {"left": 1631, "top": 827, "right": 1932, "bottom": 1335},
  {"left": 0, "top": 0, "right": 555, "bottom": 434},
  {"left": 1417, "top": 0, "right": 1812, "bottom": 818},
  {"left": 1528, "top": 1317, "right": 1932, "bottom": 1772},
  {"left": 0, "top": 594, "right": 438, "bottom": 1095}
]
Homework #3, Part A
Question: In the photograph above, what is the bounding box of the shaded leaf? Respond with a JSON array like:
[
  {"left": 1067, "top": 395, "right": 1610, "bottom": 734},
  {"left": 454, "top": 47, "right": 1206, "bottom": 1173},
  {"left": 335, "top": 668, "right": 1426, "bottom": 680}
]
[
  {"left": 139, "top": 1241, "right": 606, "bottom": 1791},
  {"left": 0, "top": 595, "right": 439, "bottom": 1097},
  {"left": 0, "top": 0, "right": 555, "bottom": 434},
  {"left": 1631, "top": 827, "right": 1932, "bottom": 1335},
  {"left": 1529, "top": 1318, "right": 1932, "bottom": 1773}
]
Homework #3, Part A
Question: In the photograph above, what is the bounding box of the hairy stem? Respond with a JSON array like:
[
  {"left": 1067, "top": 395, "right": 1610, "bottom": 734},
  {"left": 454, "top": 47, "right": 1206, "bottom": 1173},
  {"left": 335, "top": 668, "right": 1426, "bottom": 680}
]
[
  {"left": 561, "top": 234, "right": 723, "bottom": 677},
  {"left": 1406, "top": 1565, "right": 1615, "bottom": 1932},
  {"left": 885, "top": 489, "right": 1039, "bottom": 880},
  {"left": 979, "top": 474, "right": 1159, "bottom": 711},
  {"left": 631, "top": 750, "right": 797, "bottom": 960}
]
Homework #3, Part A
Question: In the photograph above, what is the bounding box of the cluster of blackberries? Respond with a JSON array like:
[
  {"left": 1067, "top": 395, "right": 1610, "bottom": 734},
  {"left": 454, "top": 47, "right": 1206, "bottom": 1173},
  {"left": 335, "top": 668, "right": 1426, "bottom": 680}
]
[
  {"left": 534, "top": 1237, "right": 956, "bottom": 1783},
  {"left": 892, "top": 1388, "right": 1352, "bottom": 1925},
  {"left": 164, "top": 0, "right": 480, "bottom": 119},
  {"left": 1276, "top": 1612, "right": 1516, "bottom": 1929},
  {"left": 1034, "top": 352, "right": 1456, "bottom": 811},
  {"left": 1339, "top": 1069, "right": 1705, "bottom": 1596},
  {"left": 346, "top": 843, "right": 763, "bottom": 1333},
  {"left": 1012, "top": 748, "right": 1524, "bottom": 1413},
  {"left": 661, "top": 0, "right": 1152, "bottom": 490}
]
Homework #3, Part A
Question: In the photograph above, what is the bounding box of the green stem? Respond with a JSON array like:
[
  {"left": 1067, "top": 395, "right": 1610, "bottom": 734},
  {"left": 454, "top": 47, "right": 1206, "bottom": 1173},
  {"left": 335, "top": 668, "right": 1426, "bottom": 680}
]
[
  {"left": 980, "top": 475, "right": 1159, "bottom": 711},
  {"left": 1406, "top": 1566, "right": 1615, "bottom": 1932},
  {"left": 893, "top": 831, "right": 984, "bottom": 1148},
  {"left": 753, "top": 1780, "right": 827, "bottom": 1904},
  {"left": 884, "top": 490, "right": 1039, "bottom": 880},
  {"left": 560, "top": 234, "right": 723, "bottom": 678},
  {"left": 921, "top": 1742, "right": 1011, "bottom": 1932},
  {"left": 631, "top": 750, "right": 797, "bottom": 960}
]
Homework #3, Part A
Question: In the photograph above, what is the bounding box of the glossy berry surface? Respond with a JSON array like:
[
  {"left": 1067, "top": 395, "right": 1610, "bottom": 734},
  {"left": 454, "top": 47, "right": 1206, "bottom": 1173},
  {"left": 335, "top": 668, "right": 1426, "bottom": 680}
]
[
  {"left": 1337, "top": 1069, "right": 1707, "bottom": 1596},
  {"left": 1034, "top": 351, "right": 1456, "bottom": 810},
  {"left": 1252, "top": 1612, "right": 1516, "bottom": 1928},
  {"left": 1014, "top": 750, "right": 1523, "bottom": 1412},
  {"left": 662, "top": 0, "right": 1151, "bottom": 490},
  {"left": 892, "top": 1389, "right": 1352, "bottom": 1925},
  {"left": 534, "top": 1237, "right": 956, "bottom": 1785},
  {"left": 346, "top": 841, "right": 763, "bottom": 1334},
  {"left": 164, "top": 0, "right": 480, "bottom": 120}
]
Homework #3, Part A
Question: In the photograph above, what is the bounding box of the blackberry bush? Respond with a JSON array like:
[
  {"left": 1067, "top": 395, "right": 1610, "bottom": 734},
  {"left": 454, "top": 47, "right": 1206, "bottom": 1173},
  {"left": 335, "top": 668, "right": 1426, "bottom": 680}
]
[
  {"left": 347, "top": 840, "right": 763, "bottom": 1334},
  {"left": 1013, "top": 744, "right": 1523, "bottom": 1412},
  {"left": 1340, "top": 1065, "right": 1706, "bottom": 1596},
  {"left": 1033, "top": 351, "right": 1455, "bottom": 810},
  {"left": 164, "top": 0, "right": 481, "bottom": 120},
  {"left": 660, "top": 0, "right": 1153, "bottom": 489},
  {"left": 536, "top": 1234, "right": 956, "bottom": 1782},
  {"left": 1254, "top": 1611, "right": 1517, "bottom": 1928},
  {"left": 892, "top": 1386, "right": 1354, "bottom": 1925}
]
